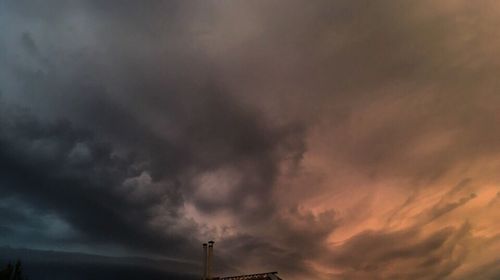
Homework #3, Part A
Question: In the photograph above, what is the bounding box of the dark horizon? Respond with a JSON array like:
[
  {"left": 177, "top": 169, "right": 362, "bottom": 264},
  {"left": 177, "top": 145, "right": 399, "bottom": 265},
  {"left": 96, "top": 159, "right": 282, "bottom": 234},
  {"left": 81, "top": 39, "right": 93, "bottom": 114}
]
[{"left": 0, "top": 246, "right": 198, "bottom": 280}]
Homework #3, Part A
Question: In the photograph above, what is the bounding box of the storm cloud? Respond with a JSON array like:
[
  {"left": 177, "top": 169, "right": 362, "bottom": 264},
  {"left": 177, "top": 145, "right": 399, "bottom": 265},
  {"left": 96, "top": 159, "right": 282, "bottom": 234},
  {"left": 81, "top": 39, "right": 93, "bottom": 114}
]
[{"left": 1, "top": 0, "right": 499, "bottom": 279}]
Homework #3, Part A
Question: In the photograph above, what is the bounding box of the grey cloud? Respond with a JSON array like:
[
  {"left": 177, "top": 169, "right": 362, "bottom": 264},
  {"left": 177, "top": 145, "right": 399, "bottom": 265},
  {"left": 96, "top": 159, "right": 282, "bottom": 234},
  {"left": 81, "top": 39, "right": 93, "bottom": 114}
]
[
  {"left": 0, "top": 30, "right": 306, "bottom": 276},
  {"left": 20, "top": 32, "right": 38, "bottom": 56},
  {"left": 0, "top": 81, "right": 305, "bottom": 258},
  {"left": 216, "top": 207, "right": 338, "bottom": 279},
  {"left": 0, "top": 106, "right": 191, "bottom": 255},
  {"left": 1, "top": 0, "right": 499, "bottom": 279}
]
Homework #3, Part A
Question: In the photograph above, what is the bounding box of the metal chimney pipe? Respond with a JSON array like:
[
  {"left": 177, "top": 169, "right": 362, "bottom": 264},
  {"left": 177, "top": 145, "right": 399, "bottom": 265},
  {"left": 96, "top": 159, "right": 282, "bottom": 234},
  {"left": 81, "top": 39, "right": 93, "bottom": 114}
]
[
  {"left": 202, "top": 243, "right": 208, "bottom": 280},
  {"left": 207, "top": 241, "right": 215, "bottom": 279}
]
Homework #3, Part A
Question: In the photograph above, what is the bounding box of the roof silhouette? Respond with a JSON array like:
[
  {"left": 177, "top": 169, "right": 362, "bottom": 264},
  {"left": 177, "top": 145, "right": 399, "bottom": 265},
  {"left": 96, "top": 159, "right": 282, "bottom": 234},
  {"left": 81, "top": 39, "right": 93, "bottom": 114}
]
[{"left": 214, "top": 271, "right": 282, "bottom": 280}]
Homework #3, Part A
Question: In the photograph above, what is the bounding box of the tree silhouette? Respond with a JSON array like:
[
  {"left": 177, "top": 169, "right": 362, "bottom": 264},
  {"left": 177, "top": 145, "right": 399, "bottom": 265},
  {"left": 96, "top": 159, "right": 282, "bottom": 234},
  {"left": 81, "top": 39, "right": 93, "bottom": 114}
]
[
  {"left": 0, "top": 260, "right": 28, "bottom": 280},
  {"left": 0, "top": 262, "right": 13, "bottom": 280}
]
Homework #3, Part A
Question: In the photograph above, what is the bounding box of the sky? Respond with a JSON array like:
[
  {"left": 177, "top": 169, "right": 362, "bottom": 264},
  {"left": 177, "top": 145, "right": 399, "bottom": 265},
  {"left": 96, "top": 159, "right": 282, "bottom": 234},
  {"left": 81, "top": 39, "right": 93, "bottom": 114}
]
[{"left": 0, "top": 1, "right": 499, "bottom": 279}]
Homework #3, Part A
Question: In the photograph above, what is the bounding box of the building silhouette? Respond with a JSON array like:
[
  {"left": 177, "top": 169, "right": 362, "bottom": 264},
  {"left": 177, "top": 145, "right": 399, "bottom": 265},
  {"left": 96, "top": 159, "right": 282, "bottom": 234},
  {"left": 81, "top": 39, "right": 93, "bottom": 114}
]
[{"left": 201, "top": 241, "right": 282, "bottom": 280}]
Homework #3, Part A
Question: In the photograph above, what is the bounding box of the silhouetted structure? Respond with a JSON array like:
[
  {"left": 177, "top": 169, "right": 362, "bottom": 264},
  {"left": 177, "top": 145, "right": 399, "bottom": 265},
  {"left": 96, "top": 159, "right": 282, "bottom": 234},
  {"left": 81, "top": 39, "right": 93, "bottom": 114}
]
[
  {"left": 201, "top": 241, "right": 282, "bottom": 280},
  {"left": 214, "top": 272, "right": 281, "bottom": 280}
]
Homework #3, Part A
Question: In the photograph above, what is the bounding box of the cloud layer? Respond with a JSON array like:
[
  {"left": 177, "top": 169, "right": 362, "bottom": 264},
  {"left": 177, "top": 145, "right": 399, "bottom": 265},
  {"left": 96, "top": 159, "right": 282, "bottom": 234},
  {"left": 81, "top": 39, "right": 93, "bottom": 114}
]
[{"left": 1, "top": 1, "right": 499, "bottom": 279}]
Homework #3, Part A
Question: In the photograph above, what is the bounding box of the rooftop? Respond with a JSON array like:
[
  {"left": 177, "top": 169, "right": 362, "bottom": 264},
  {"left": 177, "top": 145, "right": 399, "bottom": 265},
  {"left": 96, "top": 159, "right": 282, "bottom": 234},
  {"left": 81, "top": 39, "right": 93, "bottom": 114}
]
[{"left": 214, "top": 272, "right": 282, "bottom": 280}]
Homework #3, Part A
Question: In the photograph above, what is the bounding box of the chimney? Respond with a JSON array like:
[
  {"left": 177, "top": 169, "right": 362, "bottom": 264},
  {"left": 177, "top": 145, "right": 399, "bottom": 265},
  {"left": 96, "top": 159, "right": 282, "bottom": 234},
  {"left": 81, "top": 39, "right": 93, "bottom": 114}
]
[
  {"left": 207, "top": 241, "right": 215, "bottom": 279},
  {"left": 202, "top": 243, "right": 208, "bottom": 280}
]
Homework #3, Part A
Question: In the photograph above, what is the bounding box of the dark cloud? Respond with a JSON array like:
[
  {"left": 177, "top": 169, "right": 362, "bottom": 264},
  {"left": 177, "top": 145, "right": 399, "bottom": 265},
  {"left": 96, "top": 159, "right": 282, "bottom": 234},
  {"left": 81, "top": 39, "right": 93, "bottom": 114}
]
[
  {"left": 0, "top": 84, "right": 305, "bottom": 258},
  {"left": 0, "top": 106, "right": 191, "bottom": 254},
  {"left": 1, "top": 1, "right": 499, "bottom": 279},
  {"left": 329, "top": 224, "right": 470, "bottom": 280},
  {"left": 215, "top": 207, "right": 338, "bottom": 278},
  {"left": 20, "top": 32, "right": 38, "bottom": 55}
]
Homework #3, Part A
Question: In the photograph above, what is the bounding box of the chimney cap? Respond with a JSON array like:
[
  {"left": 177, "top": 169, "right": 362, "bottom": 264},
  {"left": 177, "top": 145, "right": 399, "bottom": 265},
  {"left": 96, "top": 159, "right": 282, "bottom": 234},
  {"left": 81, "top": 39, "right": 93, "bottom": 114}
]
[
  {"left": 203, "top": 243, "right": 207, "bottom": 246},
  {"left": 208, "top": 240, "right": 215, "bottom": 244}
]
